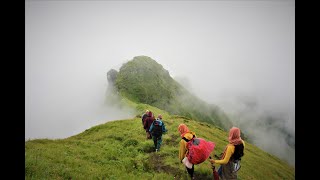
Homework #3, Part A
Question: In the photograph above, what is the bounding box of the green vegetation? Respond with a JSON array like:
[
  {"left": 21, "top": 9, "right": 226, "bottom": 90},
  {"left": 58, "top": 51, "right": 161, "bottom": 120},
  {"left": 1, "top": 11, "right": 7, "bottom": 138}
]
[
  {"left": 114, "top": 56, "right": 233, "bottom": 131},
  {"left": 26, "top": 56, "right": 295, "bottom": 179},
  {"left": 115, "top": 56, "right": 178, "bottom": 108},
  {"left": 26, "top": 101, "right": 295, "bottom": 179}
]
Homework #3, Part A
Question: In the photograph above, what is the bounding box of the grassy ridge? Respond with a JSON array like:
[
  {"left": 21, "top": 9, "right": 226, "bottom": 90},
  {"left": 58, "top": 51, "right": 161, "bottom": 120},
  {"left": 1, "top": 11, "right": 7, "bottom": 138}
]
[
  {"left": 25, "top": 103, "right": 295, "bottom": 179},
  {"left": 114, "top": 56, "right": 234, "bottom": 131}
]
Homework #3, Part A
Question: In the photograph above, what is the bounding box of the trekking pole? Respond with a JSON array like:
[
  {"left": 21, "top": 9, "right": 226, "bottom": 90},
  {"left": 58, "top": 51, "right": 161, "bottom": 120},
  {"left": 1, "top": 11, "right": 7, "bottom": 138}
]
[{"left": 209, "top": 156, "right": 219, "bottom": 180}]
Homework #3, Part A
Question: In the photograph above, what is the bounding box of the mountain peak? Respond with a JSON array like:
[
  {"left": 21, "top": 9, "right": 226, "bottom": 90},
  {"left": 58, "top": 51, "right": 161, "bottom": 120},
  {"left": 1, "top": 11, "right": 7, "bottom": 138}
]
[{"left": 111, "top": 56, "right": 233, "bottom": 131}]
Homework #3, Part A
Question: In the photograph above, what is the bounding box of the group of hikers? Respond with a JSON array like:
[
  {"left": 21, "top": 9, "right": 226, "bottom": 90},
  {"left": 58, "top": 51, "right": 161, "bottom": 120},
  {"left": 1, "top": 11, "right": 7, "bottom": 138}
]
[
  {"left": 141, "top": 110, "right": 245, "bottom": 180},
  {"left": 142, "top": 110, "right": 167, "bottom": 152}
]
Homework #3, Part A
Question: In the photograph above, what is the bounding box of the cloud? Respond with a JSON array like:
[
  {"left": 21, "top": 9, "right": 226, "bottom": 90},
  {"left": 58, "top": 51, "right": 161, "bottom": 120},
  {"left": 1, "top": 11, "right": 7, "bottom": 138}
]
[{"left": 25, "top": 0, "right": 294, "bottom": 166}]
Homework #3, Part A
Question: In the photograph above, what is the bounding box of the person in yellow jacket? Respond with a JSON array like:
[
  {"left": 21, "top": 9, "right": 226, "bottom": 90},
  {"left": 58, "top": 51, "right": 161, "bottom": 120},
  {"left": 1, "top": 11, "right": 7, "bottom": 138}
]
[
  {"left": 209, "top": 127, "right": 245, "bottom": 180},
  {"left": 178, "top": 124, "right": 196, "bottom": 180}
]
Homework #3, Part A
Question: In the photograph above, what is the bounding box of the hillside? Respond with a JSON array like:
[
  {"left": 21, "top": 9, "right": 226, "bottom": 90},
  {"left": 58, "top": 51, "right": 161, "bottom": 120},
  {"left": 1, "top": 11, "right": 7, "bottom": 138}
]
[
  {"left": 25, "top": 100, "right": 295, "bottom": 179},
  {"left": 110, "top": 56, "right": 233, "bottom": 131},
  {"left": 26, "top": 56, "right": 295, "bottom": 179}
]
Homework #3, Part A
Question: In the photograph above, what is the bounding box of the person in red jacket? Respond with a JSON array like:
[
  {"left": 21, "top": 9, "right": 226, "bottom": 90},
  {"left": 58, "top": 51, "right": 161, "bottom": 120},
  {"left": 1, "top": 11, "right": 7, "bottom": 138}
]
[{"left": 143, "top": 110, "right": 155, "bottom": 139}]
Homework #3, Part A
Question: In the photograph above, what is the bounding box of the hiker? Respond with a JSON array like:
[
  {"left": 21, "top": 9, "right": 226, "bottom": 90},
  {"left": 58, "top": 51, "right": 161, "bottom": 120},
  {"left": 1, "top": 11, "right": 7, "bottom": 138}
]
[
  {"left": 149, "top": 114, "right": 167, "bottom": 152},
  {"left": 141, "top": 110, "right": 149, "bottom": 125},
  {"left": 178, "top": 124, "right": 197, "bottom": 180},
  {"left": 143, "top": 110, "right": 155, "bottom": 139},
  {"left": 209, "top": 127, "right": 245, "bottom": 180}
]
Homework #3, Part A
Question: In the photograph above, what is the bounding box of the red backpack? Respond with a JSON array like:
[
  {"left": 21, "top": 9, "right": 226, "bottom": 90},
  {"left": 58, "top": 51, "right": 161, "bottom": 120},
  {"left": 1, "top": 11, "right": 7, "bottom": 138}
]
[{"left": 183, "top": 136, "right": 215, "bottom": 165}]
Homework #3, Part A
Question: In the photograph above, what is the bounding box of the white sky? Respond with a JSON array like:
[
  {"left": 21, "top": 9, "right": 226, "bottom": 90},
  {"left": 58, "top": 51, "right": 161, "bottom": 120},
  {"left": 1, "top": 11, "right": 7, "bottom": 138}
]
[{"left": 25, "top": 0, "right": 294, "bottom": 165}]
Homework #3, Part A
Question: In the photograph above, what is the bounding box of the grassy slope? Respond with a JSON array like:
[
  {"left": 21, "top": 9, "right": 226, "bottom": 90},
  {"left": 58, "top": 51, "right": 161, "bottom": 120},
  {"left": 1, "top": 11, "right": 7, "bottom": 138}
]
[
  {"left": 114, "top": 56, "right": 233, "bottom": 131},
  {"left": 25, "top": 101, "right": 295, "bottom": 179}
]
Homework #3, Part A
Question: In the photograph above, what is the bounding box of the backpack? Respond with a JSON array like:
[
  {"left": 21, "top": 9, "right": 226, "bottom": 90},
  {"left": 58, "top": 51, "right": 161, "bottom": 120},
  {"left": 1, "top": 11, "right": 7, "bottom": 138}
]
[
  {"left": 233, "top": 143, "right": 244, "bottom": 160},
  {"left": 141, "top": 113, "right": 148, "bottom": 124},
  {"left": 232, "top": 143, "right": 244, "bottom": 172},
  {"left": 184, "top": 136, "right": 215, "bottom": 165},
  {"left": 151, "top": 120, "right": 163, "bottom": 137}
]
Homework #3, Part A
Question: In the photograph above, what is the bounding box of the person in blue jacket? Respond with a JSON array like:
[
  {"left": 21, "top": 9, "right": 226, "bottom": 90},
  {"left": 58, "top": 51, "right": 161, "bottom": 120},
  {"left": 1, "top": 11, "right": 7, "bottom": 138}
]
[{"left": 149, "top": 114, "right": 167, "bottom": 152}]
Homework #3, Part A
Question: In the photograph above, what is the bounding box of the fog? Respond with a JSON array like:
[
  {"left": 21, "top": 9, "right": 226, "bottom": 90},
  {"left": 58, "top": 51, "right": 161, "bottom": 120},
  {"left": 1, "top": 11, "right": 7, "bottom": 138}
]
[{"left": 25, "top": 1, "right": 294, "bottom": 166}]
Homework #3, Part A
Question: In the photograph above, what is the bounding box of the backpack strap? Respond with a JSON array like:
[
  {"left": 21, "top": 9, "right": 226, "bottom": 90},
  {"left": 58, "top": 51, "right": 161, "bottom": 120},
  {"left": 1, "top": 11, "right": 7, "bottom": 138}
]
[{"left": 182, "top": 134, "right": 195, "bottom": 142}]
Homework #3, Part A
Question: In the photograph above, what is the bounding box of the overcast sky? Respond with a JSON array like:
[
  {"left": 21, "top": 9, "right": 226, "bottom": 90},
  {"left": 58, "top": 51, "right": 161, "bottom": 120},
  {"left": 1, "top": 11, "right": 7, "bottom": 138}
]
[{"left": 25, "top": 0, "right": 294, "bottom": 165}]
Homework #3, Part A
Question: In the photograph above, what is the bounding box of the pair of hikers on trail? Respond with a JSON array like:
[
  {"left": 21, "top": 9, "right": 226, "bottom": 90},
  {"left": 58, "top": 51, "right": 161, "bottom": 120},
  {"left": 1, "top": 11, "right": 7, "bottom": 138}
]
[
  {"left": 142, "top": 110, "right": 167, "bottom": 152},
  {"left": 178, "top": 124, "right": 245, "bottom": 180}
]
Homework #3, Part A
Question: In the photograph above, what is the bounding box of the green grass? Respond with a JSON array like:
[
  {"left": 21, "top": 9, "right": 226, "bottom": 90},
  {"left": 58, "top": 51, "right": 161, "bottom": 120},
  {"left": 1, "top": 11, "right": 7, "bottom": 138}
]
[
  {"left": 114, "top": 56, "right": 234, "bottom": 131},
  {"left": 26, "top": 102, "right": 295, "bottom": 179}
]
